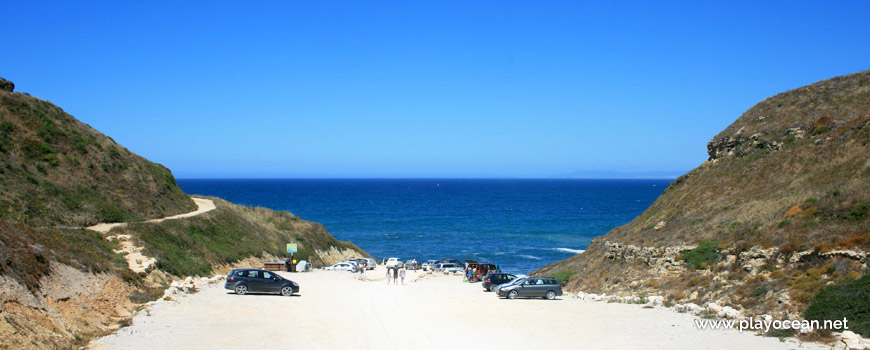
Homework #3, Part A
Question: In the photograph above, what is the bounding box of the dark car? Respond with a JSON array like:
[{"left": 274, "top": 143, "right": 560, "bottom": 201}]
[
  {"left": 482, "top": 273, "right": 518, "bottom": 292},
  {"left": 224, "top": 268, "right": 300, "bottom": 296},
  {"left": 496, "top": 277, "right": 562, "bottom": 300}
]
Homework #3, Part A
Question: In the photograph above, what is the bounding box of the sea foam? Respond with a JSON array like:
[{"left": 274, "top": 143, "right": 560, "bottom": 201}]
[{"left": 554, "top": 248, "right": 585, "bottom": 254}]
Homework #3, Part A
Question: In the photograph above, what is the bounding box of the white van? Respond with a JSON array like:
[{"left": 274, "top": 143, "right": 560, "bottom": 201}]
[{"left": 385, "top": 257, "right": 401, "bottom": 267}]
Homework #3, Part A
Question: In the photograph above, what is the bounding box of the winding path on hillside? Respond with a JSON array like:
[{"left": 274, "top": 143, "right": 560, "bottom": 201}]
[{"left": 86, "top": 197, "right": 216, "bottom": 273}]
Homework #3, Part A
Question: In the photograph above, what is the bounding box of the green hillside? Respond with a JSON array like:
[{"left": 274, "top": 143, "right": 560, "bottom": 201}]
[{"left": 0, "top": 78, "right": 195, "bottom": 226}]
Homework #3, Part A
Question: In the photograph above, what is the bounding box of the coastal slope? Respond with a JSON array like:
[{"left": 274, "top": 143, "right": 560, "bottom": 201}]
[
  {"left": 0, "top": 77, "right": 195, "bottom": 226},
  {"left": 0, "top": 78, "right": 369, "bottom": 349},
  {"left": 535, "top": 71, "right": 870, "bottom": 335}
]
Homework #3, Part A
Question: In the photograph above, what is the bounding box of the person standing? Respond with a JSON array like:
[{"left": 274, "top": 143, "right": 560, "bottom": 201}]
[
  {"left": 399, "top": 266, "right": 406, "bottom": 285},
  {"left": 386, "top": 267, "right": 391, "bottom": 284}
]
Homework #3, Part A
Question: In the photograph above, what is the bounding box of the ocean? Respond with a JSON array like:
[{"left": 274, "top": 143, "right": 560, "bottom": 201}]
[{"left": 177, "top": 179, "right": 669, "bottom": 274}]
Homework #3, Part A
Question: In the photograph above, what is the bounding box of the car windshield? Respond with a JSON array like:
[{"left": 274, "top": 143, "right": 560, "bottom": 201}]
[{"left": 505, "top": 278, "right": 527, "bottom": 286}]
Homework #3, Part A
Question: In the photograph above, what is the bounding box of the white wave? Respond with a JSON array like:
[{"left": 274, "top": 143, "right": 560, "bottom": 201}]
[
  {"left": 553, "top": 248, "right": 585, "bottom": 254},
  {"left": 519, "top": 254, "right": 542, "bottom": 260}
]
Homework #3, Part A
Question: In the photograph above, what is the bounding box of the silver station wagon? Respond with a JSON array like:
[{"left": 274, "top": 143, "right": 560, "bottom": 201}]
[{"left": 497, "top": 277, "right": 562, "bottom": 300}]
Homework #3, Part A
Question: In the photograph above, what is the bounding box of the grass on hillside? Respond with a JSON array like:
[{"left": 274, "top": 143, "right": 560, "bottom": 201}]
[
  {"left": 131, "top": 199, "right": 366, "bottom": 277},
  {"left": 805, "top": 275, "right": 870, "bottom": 337},
  {"left": 0, "top": 222, "right": 133, "bottom": 293},
  {"left": 0, "top": 90, "right": 195, "bottom": 226}
]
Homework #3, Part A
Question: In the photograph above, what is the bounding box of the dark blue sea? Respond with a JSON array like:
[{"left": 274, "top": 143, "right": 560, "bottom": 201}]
[{"left": 177, "top": 179, "right": 669, "bottom": 274}]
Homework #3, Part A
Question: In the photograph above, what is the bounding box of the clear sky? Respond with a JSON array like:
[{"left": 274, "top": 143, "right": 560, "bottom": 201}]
[{"left": 2, "top": 1, "right": 868, "bottom": 178}]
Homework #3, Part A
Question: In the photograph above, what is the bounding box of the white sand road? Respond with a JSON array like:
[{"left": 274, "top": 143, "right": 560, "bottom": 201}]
[
  {"left": 86, "top": 197, "right": 216, "bottom": 234},
  {"left": 90, "top": 267, "right": 823, "bottom": 350}
]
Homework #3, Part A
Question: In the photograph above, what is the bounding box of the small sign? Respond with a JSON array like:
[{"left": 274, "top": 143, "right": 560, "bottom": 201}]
[{"left": 286, "top": 243, "right": 298, "bottom": 253}]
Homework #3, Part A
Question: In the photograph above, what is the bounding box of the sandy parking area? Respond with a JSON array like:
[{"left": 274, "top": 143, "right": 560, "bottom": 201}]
[{"left": 91, "top": 266, "right": 822, "bottom": 350}]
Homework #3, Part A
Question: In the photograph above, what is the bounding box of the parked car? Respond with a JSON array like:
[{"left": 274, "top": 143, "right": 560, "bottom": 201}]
[
  {"left": 422, "top": 260, "right": 439, "bottom": 271},
  {"left": 433, "top": 262, "right": 463, "bottom": 274},
  {"left": 443, "top": 266, "right": 464, "bottom": 274},
  {"left": 324, "top": 262, "right": 355, "bottom": 271},
  {"left": 385, "top": 257, "right": 401, "bottom": 267},
  {"left": 482, "top": 273, "right": 518, "bottom": 292},
  {"left": 224, "top": 268, "right": 299, "bottom": 296},
  {"left": 355, "top": 258, "right": 377, "bottom": 270},
  {"left": 404, "top": 259, "right": 420, "bottom": 270},
  {"left": 497, "top": 277, "right": 562, "bottom": 300},
  {"left": 464, "top": 260, "right": 479, "bottom": 269},
  {"left": 477, "top": 263, "right": 498, "bottom": 278},
  {"left": 441, "top": 259, "right": 463, "bottom": 266}
]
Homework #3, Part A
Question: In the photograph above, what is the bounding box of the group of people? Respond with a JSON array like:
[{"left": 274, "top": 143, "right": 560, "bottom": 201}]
[
  {"left": 465, "top": 267, "right": 479, "bottom": 282},
  {"left": 385, "top": 266, "right": 406, "bottom": 285}
]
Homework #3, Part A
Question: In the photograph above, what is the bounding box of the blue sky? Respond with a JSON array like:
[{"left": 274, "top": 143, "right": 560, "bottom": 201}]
[{"left": 2, "top": 1, "right": 868, "bottom": 178}]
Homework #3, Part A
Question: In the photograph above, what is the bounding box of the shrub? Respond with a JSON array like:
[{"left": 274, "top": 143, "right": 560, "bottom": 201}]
[
  {"left": 680, "top": 241, "right": 720, "bottom": 270},
  {"left": 778, "top": 219, "right": 792, "bottom": 228},
  {"left": 805, "top": 275, "right": 870, "bottom": 337},
  {"left": 0, "top": 121, "right": 15, "bottom": 132},
  {"left": 551, "top": 270, "right": 574, "bottom": 285},
  {"left": 750, "top": 286, "right": 768, "bottom": 298},
  {"left": 0, "top": 134, "right": 12, "bottom": 152},
  {"left": 98, "top": 202, "right": 134, "bottom": 223},
  {"left": 846, "top": 203, "right": 868, "bottom": 221}
]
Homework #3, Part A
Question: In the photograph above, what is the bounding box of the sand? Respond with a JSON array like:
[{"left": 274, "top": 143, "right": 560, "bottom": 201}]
[{"left": 90, "top": 266, "right": 823, "bottom": 350}]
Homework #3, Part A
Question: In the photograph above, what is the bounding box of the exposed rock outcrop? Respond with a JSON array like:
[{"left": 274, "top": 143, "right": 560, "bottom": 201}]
[{"left": 0, "top": 77, "right": 13, "bottom": 92}]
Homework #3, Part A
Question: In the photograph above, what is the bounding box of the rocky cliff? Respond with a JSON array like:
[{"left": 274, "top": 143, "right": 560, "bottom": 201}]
[{"left": 535, "top": 71, "right": 870, "bottom": 336}]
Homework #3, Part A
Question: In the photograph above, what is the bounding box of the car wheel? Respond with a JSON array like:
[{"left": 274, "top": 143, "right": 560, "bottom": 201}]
[
  {"left": 546, "top": 291, "right": 556, "bottom": 300},
  {"left": 235, "top": 285, "right": 248, "bottom": 295},
  {"left": 490, "top": 284, "right": 499, "bottom": 293},
  {"left": 508, "top": 290, "right": 518, "bottom": 299},
  {"left": 281, "top": 286, "right": 293, "bottom": 296}
]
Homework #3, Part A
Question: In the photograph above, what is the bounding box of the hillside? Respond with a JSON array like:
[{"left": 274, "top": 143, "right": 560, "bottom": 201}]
[
  {"left": 536, "top": 71, "right": 870, "bottom": 336},
  {"left": 0, "top": 77, "right": 369, "bottom": 349},
  {"left": 0, "top": 77, "right": 196, "bottom": 226}
]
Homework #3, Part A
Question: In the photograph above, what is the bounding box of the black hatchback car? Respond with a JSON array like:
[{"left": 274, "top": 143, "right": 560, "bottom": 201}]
[
  {"left": 482, "top": 273, "right": 518, "bottom": 292},
  {"left": 224, "top": 268, "right": 300, "bottom": 296}
]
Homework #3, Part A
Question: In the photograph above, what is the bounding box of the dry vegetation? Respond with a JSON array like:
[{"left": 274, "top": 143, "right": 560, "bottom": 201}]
[
  {"left": 0, "top": 88, "right": 195, "bottom": 226},
  {"left": 536, "top": 70, "right": 870, "bottom": 335}
]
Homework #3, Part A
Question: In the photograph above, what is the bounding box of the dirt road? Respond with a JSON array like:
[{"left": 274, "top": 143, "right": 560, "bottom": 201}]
[{"left": 90, "top": 267, "right": 821, "bottom": 350}]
